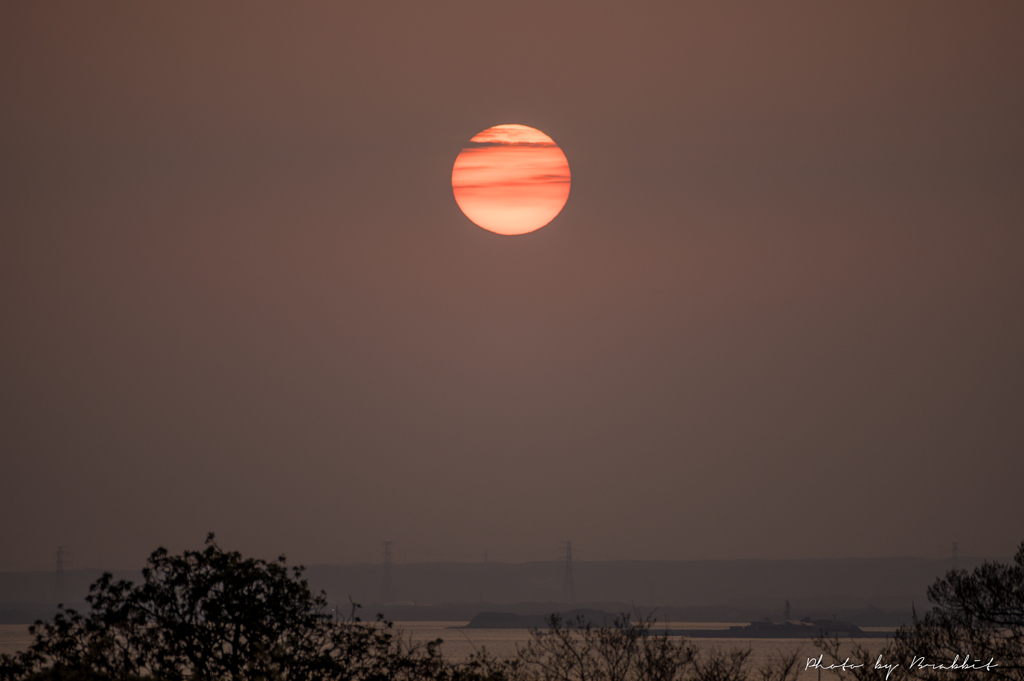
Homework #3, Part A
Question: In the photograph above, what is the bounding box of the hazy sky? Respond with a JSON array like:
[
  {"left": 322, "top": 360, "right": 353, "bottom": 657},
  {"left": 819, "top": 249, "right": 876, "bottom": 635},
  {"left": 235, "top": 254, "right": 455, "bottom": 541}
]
[{"left": 2, "top": 2, "right": 1022, "bottom": 571}]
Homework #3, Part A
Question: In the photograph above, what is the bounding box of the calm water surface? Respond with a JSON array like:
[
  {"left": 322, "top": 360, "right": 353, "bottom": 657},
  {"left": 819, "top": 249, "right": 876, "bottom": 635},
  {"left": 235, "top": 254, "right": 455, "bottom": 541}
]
[
  {"left": 394, "top": 622, "right": 889, "bottom": 680},
  {"left": 1, "top": 621, "right": 890, "bottom": 680}
]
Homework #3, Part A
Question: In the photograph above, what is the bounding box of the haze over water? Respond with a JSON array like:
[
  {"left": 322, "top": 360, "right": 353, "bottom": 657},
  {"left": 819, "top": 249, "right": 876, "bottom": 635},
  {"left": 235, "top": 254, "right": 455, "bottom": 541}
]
[{"left": 0, "top": 622, "right": 888, "bottom": 681}]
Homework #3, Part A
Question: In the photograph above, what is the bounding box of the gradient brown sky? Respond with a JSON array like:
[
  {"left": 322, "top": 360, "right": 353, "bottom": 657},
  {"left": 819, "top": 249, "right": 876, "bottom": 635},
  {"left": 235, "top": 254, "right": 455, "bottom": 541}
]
[{"left": 1, "top": 2, "right": 1022, "bottom": 570}]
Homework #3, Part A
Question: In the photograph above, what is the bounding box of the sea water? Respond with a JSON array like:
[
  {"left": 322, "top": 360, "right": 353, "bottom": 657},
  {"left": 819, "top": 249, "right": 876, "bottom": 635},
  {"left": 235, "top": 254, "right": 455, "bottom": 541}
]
[
  {"left": 0, "top": 622, "right": 891, "bottom": 680},
  {"left": 392, "top": 621, "right": 891, "bottom": 680}
]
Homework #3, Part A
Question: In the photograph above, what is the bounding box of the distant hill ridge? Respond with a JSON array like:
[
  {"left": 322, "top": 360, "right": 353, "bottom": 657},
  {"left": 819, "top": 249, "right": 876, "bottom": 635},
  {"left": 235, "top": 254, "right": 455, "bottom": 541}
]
[
  {"left": 303, "top": 556, "right": 988, "bottom": 611},
  {"left": 0, "top": 556, "right": 993, "bottom": 625},
  {"left": 466, "top": 609, "right": 621, "bottom": 629}
]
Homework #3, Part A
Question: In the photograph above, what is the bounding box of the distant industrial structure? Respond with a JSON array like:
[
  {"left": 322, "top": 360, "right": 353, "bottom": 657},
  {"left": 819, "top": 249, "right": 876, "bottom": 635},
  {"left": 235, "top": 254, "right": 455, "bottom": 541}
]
[
  {"left": 381, "top": 541, "right": 394, "bottom": 604},
  {"left": 561, "top": 541, "right": 576, "bottom": 605},
  {"left": 481, "top": 551, "right": 491, "bottom": 603},
  {"left": 55, "top": 546, "right": 69, "bottom": 606}
]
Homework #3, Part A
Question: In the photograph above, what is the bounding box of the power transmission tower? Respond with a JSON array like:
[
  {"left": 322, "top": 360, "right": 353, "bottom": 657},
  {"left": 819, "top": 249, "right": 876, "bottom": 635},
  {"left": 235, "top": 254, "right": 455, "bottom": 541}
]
[
  {"left": 481, "top": 551, "right": 489, "bottom": 604},
  {"left": 561, "top": 541, "right": 576, "bottom": 606},
  {"left": 952, "top": 542, "right": 960, "bottom": 570},
  {"left": 381, "top": 541, "right": 394, "bottom": 604},
  {"left": 55, "top": 546, "right": 70, "bottom": 606}
]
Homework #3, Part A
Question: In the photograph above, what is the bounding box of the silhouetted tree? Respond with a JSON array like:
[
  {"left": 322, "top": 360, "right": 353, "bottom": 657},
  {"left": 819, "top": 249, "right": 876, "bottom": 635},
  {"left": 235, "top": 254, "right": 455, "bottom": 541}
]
[
  {"left": 462, "top": 614, "right": 801, "bottom": 681},
  {"left": 816, "top": 541, "right": 1024, "bottom": 681},
  {"left": 0, "top": 534, "right": 451, "bottom": 681}
]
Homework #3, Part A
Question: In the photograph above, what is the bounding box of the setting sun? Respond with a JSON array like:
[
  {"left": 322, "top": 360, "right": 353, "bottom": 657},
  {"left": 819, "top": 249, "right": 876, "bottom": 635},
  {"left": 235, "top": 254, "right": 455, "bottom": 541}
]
[{"left": 451, "top": 124, "right": 571, "bottom": 236}]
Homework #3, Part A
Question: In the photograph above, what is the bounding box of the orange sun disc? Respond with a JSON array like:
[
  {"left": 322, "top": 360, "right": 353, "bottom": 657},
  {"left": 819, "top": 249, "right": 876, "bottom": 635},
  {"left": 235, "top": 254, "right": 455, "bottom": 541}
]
[{"left": 452, "top": 124, "right": 571, "bottom": 236}]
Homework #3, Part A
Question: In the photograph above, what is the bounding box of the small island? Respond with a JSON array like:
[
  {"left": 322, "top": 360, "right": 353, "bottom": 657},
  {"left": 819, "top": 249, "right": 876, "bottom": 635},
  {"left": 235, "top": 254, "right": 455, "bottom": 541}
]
[{"left": 465, "top": 611, "right": 890, "bottom": 639}]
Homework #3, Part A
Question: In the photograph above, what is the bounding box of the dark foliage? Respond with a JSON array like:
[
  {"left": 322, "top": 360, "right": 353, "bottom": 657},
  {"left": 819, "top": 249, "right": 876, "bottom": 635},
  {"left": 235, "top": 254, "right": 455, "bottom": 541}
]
[
  {"left": 23, "top": 534, "right": 1021, "bottom": 681},
  {"left": 816, "top": 541, "right": 1024, "bottom": 681},
  {"left": 463, "top": 614, "right": 801, "bottom": 681},
  {"left": 0, "top": 535, "right": 454, "bottom": 681}
]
